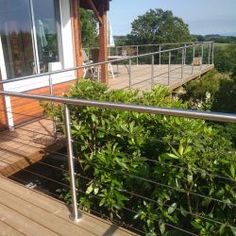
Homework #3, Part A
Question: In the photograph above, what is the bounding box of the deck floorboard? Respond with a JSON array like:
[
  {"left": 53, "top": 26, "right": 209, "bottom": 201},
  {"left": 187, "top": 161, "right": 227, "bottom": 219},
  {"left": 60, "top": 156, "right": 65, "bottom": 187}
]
[
  {"left": 109, "top": 64, "right": 214, "bottom": 91},
  {"left": 0, "top": 177, "right": 136, "bottom": 236}
]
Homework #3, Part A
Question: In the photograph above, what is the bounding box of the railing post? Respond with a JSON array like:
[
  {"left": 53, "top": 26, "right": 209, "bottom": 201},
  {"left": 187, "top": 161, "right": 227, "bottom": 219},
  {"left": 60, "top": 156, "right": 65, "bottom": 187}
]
[
  {"left": 128, "top": 59, "right": 132, "bottom": 88},
  {"left": 136, "top": 46, "right": 139, "bottom": 65},
  {"left": 181, "top": 48, "right": 184, "bottom": 82},
  {"left": 211, "top": 42, "right": 214, "bottom": 65},
  {"left": 168, "top": 51, "right": 171, "bottom": 85},
  {"left": 208, "top": 43, "right": 211, "bottom": 65},
  {"left": 48, "top": 74, "right": 57, "bottom": 136},
  {"left": 151, "top": 55, "right": 154, "bottom": 89},
  {"left": 201, "top": 44, "right": 204, "bottom": 72},
  {"left": 184, "top": 44, "right": 187, "bottom": 65},
  {"left": 192, "top": 45, "right": 195, "bottom": 74},
  {"left": 64, "top": 104, "right": 80, "bottom": 222},
  {"left": 48, "top": 74, "right": 53, "bottom": 95},
  {"left": 159, "top": 45, "right": 162, "bottom": 65}
]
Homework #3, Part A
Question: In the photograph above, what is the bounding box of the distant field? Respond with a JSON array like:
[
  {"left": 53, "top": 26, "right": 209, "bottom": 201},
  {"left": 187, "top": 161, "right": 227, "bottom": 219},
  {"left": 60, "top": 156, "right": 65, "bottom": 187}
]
[{"left": 214, "top": 43, "right": 235, "bottom": 48}]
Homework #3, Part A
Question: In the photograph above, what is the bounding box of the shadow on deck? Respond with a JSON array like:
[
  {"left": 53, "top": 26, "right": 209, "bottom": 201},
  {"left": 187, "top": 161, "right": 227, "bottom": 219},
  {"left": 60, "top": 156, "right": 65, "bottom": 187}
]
[{"left": 0, "top": 119, "right": 64, "bottom": 177}]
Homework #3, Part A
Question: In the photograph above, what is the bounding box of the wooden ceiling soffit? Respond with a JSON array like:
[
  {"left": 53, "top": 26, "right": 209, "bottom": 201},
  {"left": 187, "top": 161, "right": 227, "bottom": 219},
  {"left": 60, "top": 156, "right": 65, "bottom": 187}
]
[
  {"left": 80, "top": 0, "right": 110, "bottom": 11},
  {"left": 86, "top": 0, "right": 102, "bottom": 24}
]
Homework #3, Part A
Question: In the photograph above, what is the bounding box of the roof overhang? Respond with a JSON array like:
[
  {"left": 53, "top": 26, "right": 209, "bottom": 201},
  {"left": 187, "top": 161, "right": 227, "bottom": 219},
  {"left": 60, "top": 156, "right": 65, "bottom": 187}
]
[{"left": 80, "top": 0, "right": 111, "bottom": 11}]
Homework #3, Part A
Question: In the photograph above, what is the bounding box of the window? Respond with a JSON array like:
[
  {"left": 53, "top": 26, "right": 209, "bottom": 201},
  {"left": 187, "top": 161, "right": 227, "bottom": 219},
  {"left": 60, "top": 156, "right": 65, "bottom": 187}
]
[{"left": 0, "top": 0, "right": 62, "bottom": 79}]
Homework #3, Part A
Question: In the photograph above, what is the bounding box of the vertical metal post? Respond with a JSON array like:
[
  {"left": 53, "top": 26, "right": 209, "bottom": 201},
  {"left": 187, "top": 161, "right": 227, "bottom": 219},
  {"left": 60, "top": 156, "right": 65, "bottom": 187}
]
[
  {"left": 159, "top": 45, "right": 162, "bottom": 65},
  {"left": 128, "top": 59, "right": 132, "bottom": 88},
  {"left": 181, "top": 49, "right": 184, "bottom": 81},
  {"left": 48, "top": 74, "right": 57, "bottom": 136},
  {"left": 115, "top": 46, "right": 118, "bottom": 56},
  {"left": 211, "top": 42, "right": 214, "bottom": 65},
  {"left": 192, "top": 46, "right": 195, "bottom": 74},
  {"left": 168, "top": 51, "right": 171, "bottom": 85},
  {"left": 208, "top": 43, "right": 211, "bottom": 64},
  {"left": 184, "top": 44, "right": 187, "bottom": 65},
  {"left": 64, "top": 104, "right": 80, "bottom": 222},
  {"left": 136, "top": 46, "right": 139, "bottom": 65},
  {"left": 49, "top": 74, "right": 53, "bottom": 95},
  {"left": 151, "top": 55, "right": 154, "bottom": 89},
  {"left": 201, "top": 44, "right": 204, "bottom": 72}
]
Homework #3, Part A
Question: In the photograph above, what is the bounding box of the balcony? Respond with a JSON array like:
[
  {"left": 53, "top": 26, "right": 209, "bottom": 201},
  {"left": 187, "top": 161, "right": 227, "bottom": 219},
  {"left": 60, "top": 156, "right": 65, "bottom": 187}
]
[{"left": 0, "top": 42, "right": 235, "bottom": 235}]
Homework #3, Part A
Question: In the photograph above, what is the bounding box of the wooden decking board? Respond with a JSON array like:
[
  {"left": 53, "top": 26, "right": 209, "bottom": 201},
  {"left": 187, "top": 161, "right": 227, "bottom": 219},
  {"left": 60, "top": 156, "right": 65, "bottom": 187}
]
[
  {"left": 0, "top": 119, "right": 60, "bottom": 176},
  {"left": 0, "top": 177, "right": 136, "bottom": 235},
  {"left": 0, "top": 204, "right": 58, "bottom": 236},
  {"left": 109, "top": 64, "right": 214, "bottom": 91},
  {"left": 0, "top": 220, "right": 24, "bottom": 236}
]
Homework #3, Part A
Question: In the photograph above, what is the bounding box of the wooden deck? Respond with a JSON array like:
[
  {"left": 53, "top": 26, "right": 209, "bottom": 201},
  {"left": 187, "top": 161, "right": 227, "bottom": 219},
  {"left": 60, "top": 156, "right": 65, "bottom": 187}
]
[
  {"left": 0, "top": 176, "right": 136, "bottom": 236},
  {"left": 0, "top": 119, "right": 62, "bottom": 177},
  {"left": 109, "top": 64, "right": 214, "bottom": 91}
]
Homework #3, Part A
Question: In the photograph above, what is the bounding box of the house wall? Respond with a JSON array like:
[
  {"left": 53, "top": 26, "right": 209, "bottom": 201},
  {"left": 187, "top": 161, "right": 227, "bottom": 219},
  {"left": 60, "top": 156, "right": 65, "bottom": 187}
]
[
  {"left": 11, "top": 79, "right": 76, "bottom": 126},
  {"left": 0, "top": 0, "right": 78, "bottom": 129},
  {"left": 0, "top": 71, "right": 7, "bottom": 130}
]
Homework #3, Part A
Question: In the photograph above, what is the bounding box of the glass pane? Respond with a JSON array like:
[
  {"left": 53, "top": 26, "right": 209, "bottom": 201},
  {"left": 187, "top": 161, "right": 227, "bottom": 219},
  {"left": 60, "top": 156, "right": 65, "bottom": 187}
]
[
  {"left": 0, "top": 0, "right": 36, "bottom": 79},
  {"left": 33, "top": 0, "right": 62, "bottom": 73}
]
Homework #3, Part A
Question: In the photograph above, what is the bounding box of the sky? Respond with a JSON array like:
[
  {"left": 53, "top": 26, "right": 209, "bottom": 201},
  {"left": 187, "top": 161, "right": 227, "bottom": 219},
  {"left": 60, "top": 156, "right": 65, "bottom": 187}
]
[{"left": 109, "top": 0, "right": 236, "bottom": 36}]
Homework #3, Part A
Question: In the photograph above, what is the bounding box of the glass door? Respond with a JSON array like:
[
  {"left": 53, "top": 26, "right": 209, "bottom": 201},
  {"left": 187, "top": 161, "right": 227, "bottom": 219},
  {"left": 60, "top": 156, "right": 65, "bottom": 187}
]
[
  {"left": 0, "top": 0, "right": 36, "bottom": 79},
  {"left": 32, "top": 0, "right": 63, "bottom": 73},
  {"left": 0, "top": 0, "right": 63, "bottom": 79}
]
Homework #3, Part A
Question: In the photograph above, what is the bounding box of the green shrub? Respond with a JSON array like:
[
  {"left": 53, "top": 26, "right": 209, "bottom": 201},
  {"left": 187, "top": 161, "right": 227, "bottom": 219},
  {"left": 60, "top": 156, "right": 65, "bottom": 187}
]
[{"left": 43, "top": 80, "right": 236, "bottom": 235}]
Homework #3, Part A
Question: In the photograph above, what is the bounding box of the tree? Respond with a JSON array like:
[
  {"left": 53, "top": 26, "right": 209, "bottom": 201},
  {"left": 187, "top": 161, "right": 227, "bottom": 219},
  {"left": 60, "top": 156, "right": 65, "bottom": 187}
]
[
  {"left": 80, "top": 8, "right": 98, "bottom": 48},
  {"left": 127, "top": 9, "right": 192, "bottom": 44}
]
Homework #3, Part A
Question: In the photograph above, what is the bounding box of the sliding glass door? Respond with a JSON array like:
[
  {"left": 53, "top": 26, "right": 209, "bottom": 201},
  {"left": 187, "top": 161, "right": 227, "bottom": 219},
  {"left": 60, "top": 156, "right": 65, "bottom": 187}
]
[
  {"left": 32, "top": 0, "right": 63, "bottom": 73},
  {"left": 0, "top": 0, "right": 35, "bottom": 79},
  {"left": 0, "top": 0, "right": 62, "bottom": 79}
]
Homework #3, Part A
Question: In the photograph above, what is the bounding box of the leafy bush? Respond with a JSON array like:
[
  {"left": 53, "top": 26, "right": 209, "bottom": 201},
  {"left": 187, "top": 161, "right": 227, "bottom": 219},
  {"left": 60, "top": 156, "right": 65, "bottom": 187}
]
[
  {"left": 43, "top": 80, "right": 236, "bottom": 235},
  {"left": 214, "top": 45, "right": 236, "bottom": 73},
  {"left": 183, "top": 70, "right": 228, "bottom": 106}
]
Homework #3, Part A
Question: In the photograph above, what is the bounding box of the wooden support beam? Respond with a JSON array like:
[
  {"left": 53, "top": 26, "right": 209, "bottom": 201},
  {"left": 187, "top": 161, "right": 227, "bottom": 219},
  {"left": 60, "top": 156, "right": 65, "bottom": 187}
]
[
  {"left": 86, "top": 0, "right": 103, "bottom": 24},
  {"left": 98, "top": 0, "right": 108, "bottom": 84},
  {"left": 71, "top": 0, "right": 84, "bottom": 78}
]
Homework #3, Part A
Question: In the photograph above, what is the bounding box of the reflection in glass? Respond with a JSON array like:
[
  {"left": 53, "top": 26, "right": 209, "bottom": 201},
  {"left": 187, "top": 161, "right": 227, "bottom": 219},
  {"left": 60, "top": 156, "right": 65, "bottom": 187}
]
[
  {"left": 33, "top": 0, "right": 62, "bottom": 73},
  {"left": 0, "top": 0, "right": 36, "bottom": 79}
]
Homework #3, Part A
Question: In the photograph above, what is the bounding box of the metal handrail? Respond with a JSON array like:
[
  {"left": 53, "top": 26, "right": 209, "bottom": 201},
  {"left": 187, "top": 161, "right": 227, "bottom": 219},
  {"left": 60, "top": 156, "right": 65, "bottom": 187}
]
[
  {"left": 86, "top": 41, "right": 213, "bottom": 49},
  {"left": 0, "top": 90, "right": 235, "bottom": 123},
  {"left": 0, "top": 42, "right": 213, "bottom": 85},
  {"left": 1, "top": 87, "right": 234, "bottom": 223}
]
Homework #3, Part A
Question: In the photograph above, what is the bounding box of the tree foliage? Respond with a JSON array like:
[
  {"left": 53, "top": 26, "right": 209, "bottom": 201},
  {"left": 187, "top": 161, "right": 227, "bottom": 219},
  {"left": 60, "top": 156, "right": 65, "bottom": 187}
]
[
  {"left": 43, "top": 80, "right": 236, "bottom": 235},
  {"left": 214, "top": 44, "right": 236, "bottom": 73},
  {"left": 80, "top": 8, "right": 98, "bottom": 48},
  {"left": 127, "top": 9, "right": 192, "bottom": 44}
]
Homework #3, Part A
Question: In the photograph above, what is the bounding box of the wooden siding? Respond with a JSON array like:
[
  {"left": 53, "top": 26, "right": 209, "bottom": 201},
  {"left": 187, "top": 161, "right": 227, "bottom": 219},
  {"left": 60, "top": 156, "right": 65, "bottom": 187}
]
[
  {"left": 11, "top": 80, "right": 76, "bottom": 126},
  {"left": 0, "top": 72, "right": 7, "bottom": 130}
]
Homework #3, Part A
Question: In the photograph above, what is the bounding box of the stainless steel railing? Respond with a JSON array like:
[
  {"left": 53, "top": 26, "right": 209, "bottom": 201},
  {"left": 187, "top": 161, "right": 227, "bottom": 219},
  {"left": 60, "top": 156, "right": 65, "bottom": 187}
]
[
  {"left": 0, "top": 89, "right": 235, "bottom": 225},
  {"left": 0, "top": 42, "right": 214, "bottom": 92},
  {"left": 0, "top": 87, "right": 236, "bottom": 235},
  {"left": 86, "top": 41, "right": 213, "bottom": 65}
]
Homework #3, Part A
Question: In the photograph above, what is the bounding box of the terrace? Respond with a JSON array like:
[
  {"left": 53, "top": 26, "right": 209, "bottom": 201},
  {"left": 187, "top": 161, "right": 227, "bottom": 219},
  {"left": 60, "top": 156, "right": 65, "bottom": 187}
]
[{"left": 0, "top": 42, "right": 235, "bottom": 236}]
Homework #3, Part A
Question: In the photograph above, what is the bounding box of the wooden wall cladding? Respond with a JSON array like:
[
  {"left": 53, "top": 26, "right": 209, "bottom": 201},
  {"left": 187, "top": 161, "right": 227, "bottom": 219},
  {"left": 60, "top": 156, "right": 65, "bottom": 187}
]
[
  {"left": 0, "top": 72, "right": 7, "bottom": 130},
  {"left": 11, "top": 80, "right": 76, "bottom": 126}
]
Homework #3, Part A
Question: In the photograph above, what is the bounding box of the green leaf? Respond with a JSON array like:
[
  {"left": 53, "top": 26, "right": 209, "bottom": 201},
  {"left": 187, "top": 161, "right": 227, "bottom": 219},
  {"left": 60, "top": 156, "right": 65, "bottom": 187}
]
[
  {"left": 167, "top": 203, "right": 177, "bottom": 214},
  {"left": 178, "top": 144, "right": 184, "bottom": 156},
  {"left": 230, "top": 164, "right": 235, "bottom": 178},
  {"left": 159, "top": 222, "right": 165, "bottom": 234},
  {"left": 86, "top": 185, "right": 93, "bottom": 194},
  {"left": 94, "top": 187, "right": 99, "bottom": 195},
  {"left": 165, "top": 153, "right": 179, "bottom": 159}
]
